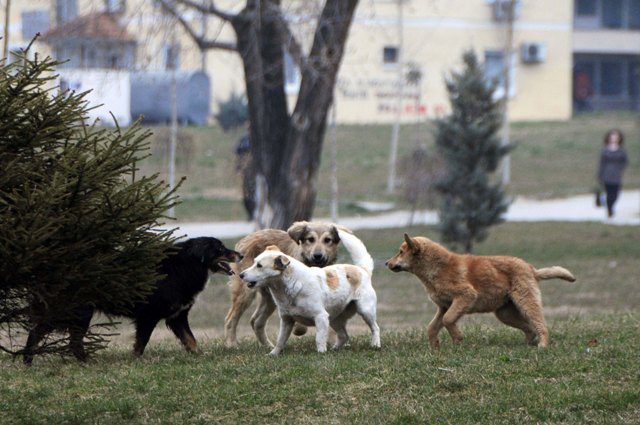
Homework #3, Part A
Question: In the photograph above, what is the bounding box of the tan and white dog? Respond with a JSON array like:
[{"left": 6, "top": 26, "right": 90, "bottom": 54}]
[{"left": 239, "top": 229, "right": 380, "bottom": 355}]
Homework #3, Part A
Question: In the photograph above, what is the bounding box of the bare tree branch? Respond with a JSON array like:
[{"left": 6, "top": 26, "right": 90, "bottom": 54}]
[
  {"left": 157, "top": 0, "right": 237, "bottom": 52},
  {"left": 173, "top": 0, "right": 236, "bottom": 21}
]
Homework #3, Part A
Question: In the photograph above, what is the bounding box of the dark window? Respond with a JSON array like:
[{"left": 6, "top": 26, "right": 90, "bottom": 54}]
[
  {"left": 484, "top": 50, "right": 504, "bottom": 86},
  {"left": 576, "top": 0, "right": 597, "bottom": 16},
  {"left": 629, "top": 0, "right": 640, "bottom": 29},
  {"left": 383, "top": 46, "right": 399, "bottom": 64},
  {"left": 574, "top": 61, "right": 596, "bottom": 100},
  {"left": 21, "top": 10, "right": 50, "bottom": 40},
  {"left": 165, "top": 44, "right": 180, "bottom": 70},
  {"left": 56, "top": 0, "right": 77, "bottom": 25},
  {"left": 602, "top": 0, "right": 623, "bottom": 28},
  {"left": 601, "top": 61, "right": 624, "bottom": 95}
]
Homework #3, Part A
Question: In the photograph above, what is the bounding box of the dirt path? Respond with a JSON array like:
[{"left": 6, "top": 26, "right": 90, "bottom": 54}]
[{"left": 166, "top": 190, "right": 640, "bottom": 239}]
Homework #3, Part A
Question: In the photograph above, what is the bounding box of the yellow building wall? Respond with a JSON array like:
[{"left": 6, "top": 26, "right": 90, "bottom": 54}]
[
  {"left": 4, "top": 0, "right": 573, "bottom": 123},
  {"left": 335, "top": 0, "right": 573, "bottom": 123}
]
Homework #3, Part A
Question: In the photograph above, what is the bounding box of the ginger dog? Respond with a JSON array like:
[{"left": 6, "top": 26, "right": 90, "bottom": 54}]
[
  {"left": 386, "top": 234, "right": 575, "bottom": 348},
  {"left": 240, "top": 229, "right": 380, "bottom": 355}
]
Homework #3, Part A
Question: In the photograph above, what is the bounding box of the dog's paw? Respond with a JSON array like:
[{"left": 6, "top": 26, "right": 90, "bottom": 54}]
[{"left": 268, "top": 350, "right": 281, "bottom": 356}]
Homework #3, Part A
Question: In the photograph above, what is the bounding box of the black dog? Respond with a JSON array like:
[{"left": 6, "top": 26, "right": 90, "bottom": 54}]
[{"left": 23, "top": 237, "right": 241, "bottom": 364}]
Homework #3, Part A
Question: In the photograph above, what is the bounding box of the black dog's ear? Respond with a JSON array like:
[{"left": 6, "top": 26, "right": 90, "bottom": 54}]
[
  {"left": 287, "top": 221, "right": 309, "bottom": 243},
  {"left": 273, "top": 255, "right": 290, "bottom": 271}
]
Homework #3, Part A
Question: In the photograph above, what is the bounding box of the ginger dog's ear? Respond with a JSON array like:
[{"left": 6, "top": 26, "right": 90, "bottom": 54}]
[
  {"left": 273, "top": 255, "right": 290, "bottom": 271},
  {"left": 404, "top": 233, "right": 417, "bottom": 251},
  {"left": 287, "top": 221, "right": 309, "bottom": 243},
  {"left": 265, "top": 245, "right": 281, "bottom": 252}
]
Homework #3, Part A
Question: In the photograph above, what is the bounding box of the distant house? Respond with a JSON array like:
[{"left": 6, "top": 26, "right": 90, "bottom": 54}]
[{"left": 41, "top": 12, "right": 136, "bottom": 70}]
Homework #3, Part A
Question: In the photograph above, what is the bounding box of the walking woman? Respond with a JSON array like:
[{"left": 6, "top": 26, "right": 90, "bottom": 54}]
[{"left": 598, "top": 129, "right": 628, "bottom": 218}]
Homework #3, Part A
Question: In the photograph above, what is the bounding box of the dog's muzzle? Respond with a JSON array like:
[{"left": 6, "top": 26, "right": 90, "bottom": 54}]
[
  {"left": 307, "top": 254, "right": 328, "bottom": 267},
  {"left": 239, "top": 272, "right": 257, "bottom": 288},
  {"left": 385, "top": 261, "right": 403, "bottom": 272}
]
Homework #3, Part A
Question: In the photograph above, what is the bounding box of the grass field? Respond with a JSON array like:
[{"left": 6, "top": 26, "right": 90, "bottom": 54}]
[
  {"left": 2, "top": 222, "right": 639, "bottom": 424},
  {"left": 139, "top": 113, "right": 640, "bottom": 222}
]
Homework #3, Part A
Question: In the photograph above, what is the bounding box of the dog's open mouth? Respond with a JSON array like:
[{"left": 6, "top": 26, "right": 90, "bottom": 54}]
[{"left": 214, "top": 260, "right": 234, "bottom": 275}]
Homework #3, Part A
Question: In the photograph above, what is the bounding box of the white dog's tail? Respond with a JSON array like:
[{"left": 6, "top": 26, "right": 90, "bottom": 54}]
[
  {"left": 337, "top": 229, "right": 374, "bottom": 275},
  {"left": 535, "top": 266, "right": 576, "bottom": 282}
]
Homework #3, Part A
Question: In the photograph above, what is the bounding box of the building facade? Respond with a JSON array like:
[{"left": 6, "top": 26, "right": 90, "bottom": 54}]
[{"left": 1, "top": 1, "right": 637, "bottom": 124}]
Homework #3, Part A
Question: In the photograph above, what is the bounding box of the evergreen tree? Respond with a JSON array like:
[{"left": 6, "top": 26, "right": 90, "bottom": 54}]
[
  {"left": 435, "top": 51, "right": 512, "bottom": 253},
  {"left": 0, "top": 46, "right": 180, "bottom": 359}
]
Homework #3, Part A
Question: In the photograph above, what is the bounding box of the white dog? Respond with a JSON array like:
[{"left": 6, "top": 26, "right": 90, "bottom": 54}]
[{"left": 239, "top": 229, "right": 380, "bottom": 355}]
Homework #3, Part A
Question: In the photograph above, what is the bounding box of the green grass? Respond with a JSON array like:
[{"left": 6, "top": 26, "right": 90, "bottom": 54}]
[
  {"left": 2, "top": 222, "right": 638, "bottom": 424},
  {"left": 140, "top": 113, "right": 640, "bottom": 222},
  {"left": 1, "top": 316, "right": 638, "bottom": 424}
]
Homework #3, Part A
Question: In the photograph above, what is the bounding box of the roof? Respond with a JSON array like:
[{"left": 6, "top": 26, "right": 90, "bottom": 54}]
[{"left": 41, "top": 13, "right": 135, "bottom": 43}]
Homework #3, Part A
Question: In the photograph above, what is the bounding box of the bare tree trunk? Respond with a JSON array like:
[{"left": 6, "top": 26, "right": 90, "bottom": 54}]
[{"left": 162, "top": 0, "right": 358, "bottom": 228}]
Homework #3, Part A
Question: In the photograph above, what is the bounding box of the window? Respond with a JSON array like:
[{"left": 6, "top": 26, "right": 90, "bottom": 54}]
[
  {"left": 602, "top": 0, "right": 623, "bottom": 28},
  {"left": 576, "top": 0, "right": 597, "bottom": 16},
  {"left": 601, "top": 61, "right": 624, "bottom": 95},
  {"left": 383, "top": 46, "right": 399, "bottom": 65},
  {"left": 283, "top": 50, "right": 300, "bottom": 93},
  {"left": 105, "top": 0, "right": 126, "bottom": 14},
  {"left": 484, "top": 50, "right": 516, "bottom": 98},
  {"left": 164, "top": 43, "right": 180, "bottom": 70},
  {"left": 55, "top": 0, "right": 77, "bottom": 25},
  {"left": 21, "top": 10, "right": 50, "bottom": 40},
  {"left": 630, "top": 0, "right": 640, "bottom": 29}
]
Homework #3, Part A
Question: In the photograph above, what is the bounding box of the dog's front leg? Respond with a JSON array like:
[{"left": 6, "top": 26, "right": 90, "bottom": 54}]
[
  {"left": 269, "top": 316, "right": 295, "bottom": 356},
  {"left": 314, "top": 312, "right": 330, "bottom": 353},
  {"left": 427, "top": 306, "right": 446, "bottom": 348}
]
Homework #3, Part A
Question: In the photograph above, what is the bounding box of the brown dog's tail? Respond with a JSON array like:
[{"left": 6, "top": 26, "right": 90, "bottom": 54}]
[{"left": 535, "top": 266, "right": 576, "bottom": 282}]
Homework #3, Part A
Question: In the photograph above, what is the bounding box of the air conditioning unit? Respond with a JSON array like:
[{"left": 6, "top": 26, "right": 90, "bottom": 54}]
[
  {"left": 521, "top": 42, "right": 547, "bottom": 64},
  {"left": 492, "top": 0, "right": 521, "bottom": 21}
]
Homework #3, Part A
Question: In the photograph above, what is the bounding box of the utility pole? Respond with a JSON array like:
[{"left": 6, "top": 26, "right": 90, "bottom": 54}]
[
  {"left": 329, "top": 91, "right": 339, "bottom": 222},
  {"left": 500, "top": 0, "right": 516, "bottom": 186},
  {"left": 2, "top": 0, "right": 11, "bottom": 61},
  {"left": 200, "top": 0, "right": 209, "bottom": 71},
  {"left": 386, "top": 0, "right": 404, "bottom": 194},
  {"left": 168, "top": 28, "right": 179, "bottom": 218}
]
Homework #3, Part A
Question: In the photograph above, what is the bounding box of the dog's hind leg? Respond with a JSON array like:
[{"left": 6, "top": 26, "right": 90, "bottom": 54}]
[
  {"left": 69, "top": 307, "right": 93, "bottom": 362},
  {"left": 509, "top": 281, "right": 549, "bottom": 347},
  {"left": 330, "top": 305, "right": 356, "bottom": 350},
  {"left": 495, "top": 302, "right": 537, "bottom": 345},
  {"left": 224, "top": 279, "right": 257, "bottom": 347},
  {"left": 330, "top": 320, "right": 350, "bottom": 350},
  {"left": 249, "top": 288, "right": 276, "bottom": 348},
  {"left": 355, "top": 297, "right": 381, "bottom": 349},
  {"left": 166, "top": 310, "right": 198, "bottom": 353},
  {"left": 133, "top": 317, "right": 160, "bottom": 357}
]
